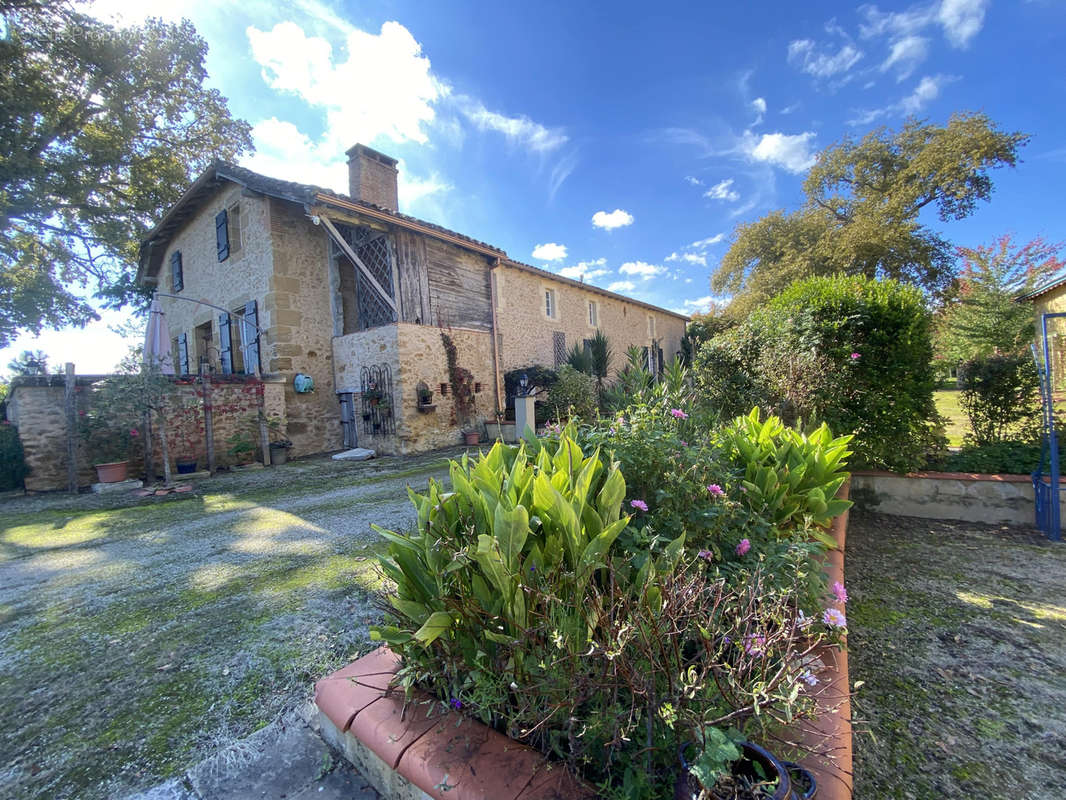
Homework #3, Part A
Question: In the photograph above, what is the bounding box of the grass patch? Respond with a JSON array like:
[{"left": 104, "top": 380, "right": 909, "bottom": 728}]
[{"left": 935, "top": 388, "right": 968, "bottom": 447}]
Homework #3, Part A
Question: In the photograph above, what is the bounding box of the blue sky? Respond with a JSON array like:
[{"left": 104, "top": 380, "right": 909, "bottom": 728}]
[{"left": 4, "top": 0, "right": 1065, "bottom": 374}]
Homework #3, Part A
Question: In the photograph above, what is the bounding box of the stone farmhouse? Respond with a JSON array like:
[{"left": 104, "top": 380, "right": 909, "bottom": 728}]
[{"left": 136, "top": 144, "right": 688, "bottom": 456}]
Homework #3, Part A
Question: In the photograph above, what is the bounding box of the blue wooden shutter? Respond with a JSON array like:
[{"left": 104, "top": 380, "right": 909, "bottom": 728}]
[
  {"left": 177, "top": 333, "right": 189, "bottom": 375},
  {"left": 242, "top": 300, "right": 260, "bottom": 375},
  {"left": 218, "top": 313, "right": 233, "bottom": 374},
  {"left": 215, "top": 209, "right": 229, "bottom": 261},
  {"left": 170, "top": 251, "right": 183, "bottom": 292}
]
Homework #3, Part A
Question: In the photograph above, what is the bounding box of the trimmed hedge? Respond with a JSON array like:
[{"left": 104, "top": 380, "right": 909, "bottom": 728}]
[
  {"left": 0, "top": 422, "right": 28, "bottom": 491},
  {"left": 695, "top": 274, "right": 942, "bottom": 472}
]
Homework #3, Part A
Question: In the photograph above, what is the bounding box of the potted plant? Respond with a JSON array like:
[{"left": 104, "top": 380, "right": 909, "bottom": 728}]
[
  {"left": 266, "top": 416, "right": 293, "bottom": 465},
  {"left": 416, "top": 385, "right": 436, "bottom": 413},
  {"left": 225, "top": 427, "right": 257, "bottom": 467},
  {"left": 677, "top": 732, "right": 816, "bottom": 800},
  {"left": 79, "top": 384, "right": 140, "bottom": 483}
]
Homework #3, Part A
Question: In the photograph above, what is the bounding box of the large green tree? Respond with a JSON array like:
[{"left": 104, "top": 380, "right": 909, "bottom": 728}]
[
  {"left": 714, "top": 114, "right": 1028, "bottom": 316},
  {"left": 935, "top": 235, "right": 1064, "bottom": 363},
  {"left": 0, "top": 0, "right": 253, "bottom": 347}
]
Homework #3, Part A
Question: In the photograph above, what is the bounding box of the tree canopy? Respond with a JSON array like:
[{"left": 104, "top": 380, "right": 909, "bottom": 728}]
[
  {"left": 934, "top": 235, "right": 1065, "bottom": 363},
  {"left": 0, "top": 0, "right": 253, "bottom": 347},
  {"left": 713, "top": 113, "right": 1029, "bottom": 316}
]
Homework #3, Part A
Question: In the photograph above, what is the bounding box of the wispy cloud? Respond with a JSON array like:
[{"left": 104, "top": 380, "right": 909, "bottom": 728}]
[
  {"left": 591, "top": 209, "right": 635, "bottom": 230},
  {"left": 690, "top": 234, "right": 726, "bottom": 248},
  {"left": 532, "top": 242, "right": 568, "bottom": 261},
  {"left": 458, "top": 99, "right": 568, "bottom": 153},
  {"left": 860, "top": 0, "right": 988, "bottom": 49},
  {"left": 850, "top": 73, "right": 956, "bottom": 125},
  {"left": 665, "top": 252, "right": 708, "bottom": 266},
  {"left": 607, "top": 280, "right": 636, "bottom": 293},
  {"left": 742, "top": 131, "right": 818, "bottom": 173},
  {"left": 787, "top": 39, "right": 864, "bottom": 78},
  {"left": 880, "top": 35, "right": 930, "bottom": 80}
]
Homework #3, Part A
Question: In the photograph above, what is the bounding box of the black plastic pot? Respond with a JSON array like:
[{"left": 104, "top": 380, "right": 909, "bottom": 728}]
[
  {"left": 268, "top": 443, "right": 290, "bottom": 465},
  {"left": 677, "top": 741, "right": 814, "bottom": 800},
  {"left": 176, "top": 459, "right": 197, "bottom": 474}
]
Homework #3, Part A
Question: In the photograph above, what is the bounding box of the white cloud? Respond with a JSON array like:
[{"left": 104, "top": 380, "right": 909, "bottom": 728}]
[
  {"left": 681, "top": 296, "right": 715, "bottom": 314},
  {"left": 938, "top": 0, "right": 988, "bottom": 47},
  {"left": 459, "top": 99, "right": 568, "bottom": 153},
  {"left": 532, "top": 242, "right": 568, "bottom": 261},
  {"left": 751, "top": 97, "right": 767, "bottom": 115},
  {"left": 684, "top": 175, "right": 703, "bottom": 186},
  {"left": 881, "top": 35, "right": 930, "bottom": 79},
  {"left": 690, "top": 234, "right": 726, "bottom": 248},
  {"left": 665, "top": 252, "right": 708, "bottom": 266},
  {"left": 247, "top": 21, "right": 441, "bottom": 151},
  {"left": 558, "top": 258, "right": 608, "bottom": 281},
  {"left": 744, "top": 132, "right": 818, "bottom": 173},
  {"left": 607, "top": 280, "right": 636, "bottom": 293},
  {"left": 591, "top": 209, "right": 635, "bottom": 230},
  {"left": 397, "top": 161, "right": 451, "bottom": 205},
  {"left": 787, "top": 39, "right": 863, "bottom": 78},
  {"left": 704, "top": 179, "right": 740, "bottom": 202},
  {"left": 619, "top": 261, "right": 665, "bottom": 279}
]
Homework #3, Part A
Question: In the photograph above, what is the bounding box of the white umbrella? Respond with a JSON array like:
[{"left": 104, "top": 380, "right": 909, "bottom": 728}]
[{"left": 143, "top": 295, "right": 175, "bottom": 375}]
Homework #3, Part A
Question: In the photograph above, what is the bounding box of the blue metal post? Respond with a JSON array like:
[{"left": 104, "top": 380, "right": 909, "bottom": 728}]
[{"left": 1035, "top": 313, "right": 1064, "bottom": 541}]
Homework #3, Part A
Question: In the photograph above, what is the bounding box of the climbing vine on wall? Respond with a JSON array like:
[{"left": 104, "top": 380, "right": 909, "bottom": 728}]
[{"left": 441, "top": 330, "right": 475, "bottom": 427}]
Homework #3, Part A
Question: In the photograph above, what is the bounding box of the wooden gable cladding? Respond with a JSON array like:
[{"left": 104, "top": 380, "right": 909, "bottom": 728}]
[
  {"left": 423, "top": 237, "right": 493, "bottom": 330},
  {"left": 393, "top": 229, "right": 431, "bottom": 325},
  {"left": 319, "top": 203, "right": 494, "bottom": 332}
]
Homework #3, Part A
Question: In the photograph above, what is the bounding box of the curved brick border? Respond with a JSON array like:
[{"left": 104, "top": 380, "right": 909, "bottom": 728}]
[{"left": 314, "top": 498, "right": 854, "bottom": 800}]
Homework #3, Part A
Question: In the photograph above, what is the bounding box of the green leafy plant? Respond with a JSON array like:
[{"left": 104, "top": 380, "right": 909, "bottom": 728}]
[
  {"left": 929, "top": 439, "right": 1054, "bottom": 475},
  {"left": 564, "top": 341, "right": 592, "bottom": 374},
  {"left": 689, "top": 727, "right": 742, "bottom": 793},
  {"left": 722, "top": 408, "right": 853, "bottom": 545},
  {"left": 545, "top": 365, "right": 597, "bottom": 422},
  {"left": 957, "top": 354, "right": 1040, "bottom": 445}
]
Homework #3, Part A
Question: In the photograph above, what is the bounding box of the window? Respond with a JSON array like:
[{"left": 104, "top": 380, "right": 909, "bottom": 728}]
[
  {"left": 647, "top": 314, "right": 656, "bottom": 338},
  {"left": 176, "top": 333, "right": 190, "bottom": 375},
  {"left": 218, "top": 301, "right": 260, "bottom": 375},
  {"left": 228, "top": 203, "right": 242, "bottom": 256},
  {"left": 170, "top": 251, "right": 183, "bottom": 293},
  {"left": 195, "top": 321, "right": 213, "bottom": 372},
  {"left": 588, "top": 300, "right": 598, "bottom": 327},
  {"left": 545, "top": 288, "right": 557, "bottom": 320}
]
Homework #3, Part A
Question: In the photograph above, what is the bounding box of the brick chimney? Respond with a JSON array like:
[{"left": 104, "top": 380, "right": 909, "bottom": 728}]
[{"left": 345, "top": 143, "right": 399, "bottom": 212}]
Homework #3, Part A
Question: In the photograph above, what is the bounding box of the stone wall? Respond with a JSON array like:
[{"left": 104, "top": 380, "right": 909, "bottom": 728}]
[
  {"left": 494, "top": 264, "right": 687, "bottom": 376},
  {"left": 395, "top": 324, "right": 496, "bottom": 452},
  {"left": 332, "top": 325, "right": 401, "bottom": 455},
  {"left": 6, "top": 376, "right": 285, "bottom": 492}
]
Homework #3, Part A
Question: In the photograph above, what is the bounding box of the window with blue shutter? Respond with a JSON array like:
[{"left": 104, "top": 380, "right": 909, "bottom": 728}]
[
  {"left": 177, "top": 333, "right": 189, "bottom": 375},
  {"left": 215, "top": 209, "right": 229, "bottom": 261},
  {"left": 170, "top": 251, "right": 183, "bottom": 292},
  {"left": 241, "top": 300, "right": 260, "bottom": 375},
  {"left": 218, "top": 313, "right": 233, "bottom": 375}
]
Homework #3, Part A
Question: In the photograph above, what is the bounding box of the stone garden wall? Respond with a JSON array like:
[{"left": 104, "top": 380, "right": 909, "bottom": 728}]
[{"left": 6, "top": 375, "right": 285, "bottom": 492}]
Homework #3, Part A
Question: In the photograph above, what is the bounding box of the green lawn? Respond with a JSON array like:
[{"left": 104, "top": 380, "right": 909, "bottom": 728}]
[
  {"left": 934, "top": 386, "right": 968, "bottom": 447},
  {"left": 0, "top": 451, "right": 459, "bottom": 800}
]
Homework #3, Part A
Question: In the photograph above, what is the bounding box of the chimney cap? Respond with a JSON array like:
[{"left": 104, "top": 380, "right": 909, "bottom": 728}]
[{"left": 345, "top": 143, "right": 398, "bottom": 168}]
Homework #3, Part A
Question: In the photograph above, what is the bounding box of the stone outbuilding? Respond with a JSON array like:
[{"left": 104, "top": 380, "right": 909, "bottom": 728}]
[{"left": 135, "top": 144, "right": 688, "bottom": 456}]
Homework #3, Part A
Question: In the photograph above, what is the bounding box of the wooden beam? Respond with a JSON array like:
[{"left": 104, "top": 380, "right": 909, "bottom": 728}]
[{"left": 319, "top": 216, "right": 398, "bottom": 314}]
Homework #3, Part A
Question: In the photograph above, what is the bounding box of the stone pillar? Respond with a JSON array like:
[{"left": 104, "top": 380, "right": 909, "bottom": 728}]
[{"left": 515, "top": 395, "right": 535, "bottom": 439}]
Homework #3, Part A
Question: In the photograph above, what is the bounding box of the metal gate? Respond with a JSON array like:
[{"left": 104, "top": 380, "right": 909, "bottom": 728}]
[
  {"left": 360, "top": 364, "right": 395, "bottom": 437},
  {"left": 1033, "top": 312, "right": 1063, "bottom": 541}
]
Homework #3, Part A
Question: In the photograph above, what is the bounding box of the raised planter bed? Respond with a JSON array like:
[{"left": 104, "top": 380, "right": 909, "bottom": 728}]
[{"left": 314, "top": 493, "right": 854, "bottom": 800}]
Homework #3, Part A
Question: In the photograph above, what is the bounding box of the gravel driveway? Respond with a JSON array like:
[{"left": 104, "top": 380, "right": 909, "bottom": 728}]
[{"left": 0, "top": 450, "right": 461, "bottom": 800}]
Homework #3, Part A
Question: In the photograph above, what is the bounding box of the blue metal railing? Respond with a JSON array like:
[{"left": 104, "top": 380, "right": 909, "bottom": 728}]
[{"left": 1032, "top": 313, "right": 1064, "bottom": 541}]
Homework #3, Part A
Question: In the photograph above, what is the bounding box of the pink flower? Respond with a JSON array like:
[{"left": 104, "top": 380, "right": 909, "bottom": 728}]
[
  {"left": 735, "top": 538, "right": 751, "bottom": 556},
  {"left": 743, "top": 633, "right": 766, "bottom": 656},
  {"left": 680, "top": 440, "right": 688, "bottom": 447},
  {"left": 832, "top": 581, "right": 848, "bottom": 604},
  {"left": 850, "top": 352, "right": 860, "bottom": 360},
  {"left": 670, "top": 408, "right": 688, "bottom": 419},
  {"left": 823, "top": 608, "right": 847, "bottom": 628},
  {"left": 707, "top": 484, "right": 725, "bottom": 497},
  {"left": 697, "top": 549, "right": 713, "bottom": 562},
  {"left": 129, "top": 428, "right": 139, "bottom": 437},
  {"left": 630, "top": 499, "right": 648, "bottom": 512}
]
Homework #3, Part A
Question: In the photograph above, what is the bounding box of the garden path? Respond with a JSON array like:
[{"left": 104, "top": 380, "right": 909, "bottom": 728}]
[{"left": 0, "top": 449, "right": 464, "bottom": 800}]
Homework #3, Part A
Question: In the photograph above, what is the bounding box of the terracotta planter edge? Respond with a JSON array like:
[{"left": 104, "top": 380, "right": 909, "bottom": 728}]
[{"left": 313, "top": 648, "right": 596, "bottom": 800}]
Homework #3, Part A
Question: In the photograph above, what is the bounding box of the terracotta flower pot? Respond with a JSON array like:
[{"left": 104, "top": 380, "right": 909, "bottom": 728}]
[
  {"left": 463, "top": 431, "right": 480, "bottom": 446},
  {"left": 94, "top": 461, "right": 129, "bottom": 483}
]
